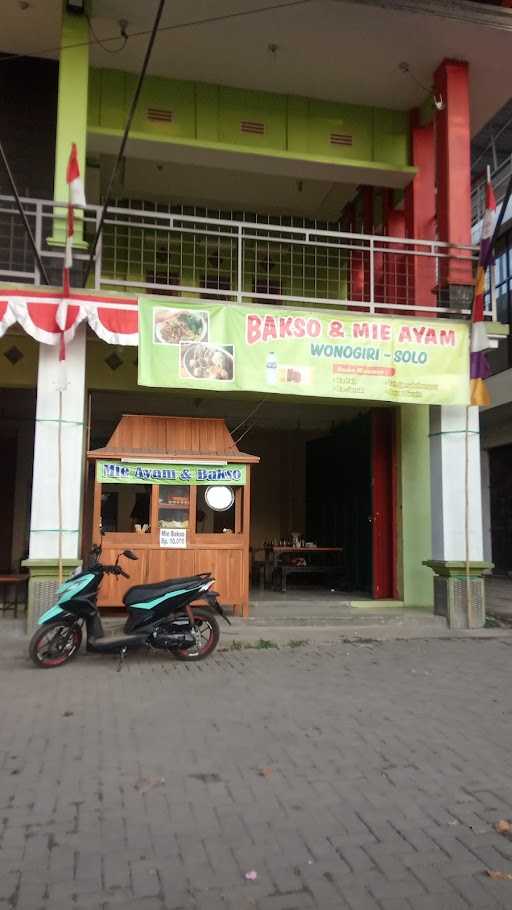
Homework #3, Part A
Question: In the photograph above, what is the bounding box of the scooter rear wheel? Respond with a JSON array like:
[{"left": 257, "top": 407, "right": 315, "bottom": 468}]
[
  {"left": 174, "top": 607, "right": 219, "bottom": 661},
  {"left": 29, "top": 621, "right": 82, "bottom": 668}
]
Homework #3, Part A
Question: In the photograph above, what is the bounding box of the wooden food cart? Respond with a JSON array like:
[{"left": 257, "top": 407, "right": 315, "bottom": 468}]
[{"left": 87, "top": 415, "right": 259, "bottom": 616}]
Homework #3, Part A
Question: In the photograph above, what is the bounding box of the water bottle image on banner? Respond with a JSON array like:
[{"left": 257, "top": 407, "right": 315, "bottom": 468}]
[{"left": 266, "top": 351, "right": 278, "bottom": 385}]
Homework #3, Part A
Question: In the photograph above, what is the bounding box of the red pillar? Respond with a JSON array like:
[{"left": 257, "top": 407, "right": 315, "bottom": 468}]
[
  {"left": 374, "top": 190, "right": 386, "bottom": 307},
  {"left": 371, "top": 408, "right": 395, "bottom": 600},
  {"left": 405, "top": 113, "right": 436, "bottom": 315},
  {"left": 350, "top": 187, "right": 373, "bottom": 308},
  {"left": 384, "top": 192, "right": 406, "bottom": 313},
  {"left": 362, "top": 187, "right": 374, "bottom": 302},
  {"left": 433, "top": 59, "right": 473, "bottom": 295}
]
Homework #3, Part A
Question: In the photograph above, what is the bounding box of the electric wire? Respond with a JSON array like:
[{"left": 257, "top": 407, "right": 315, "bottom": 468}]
[
  {"left": 0, "top": 139, "right": 51, "bottom": 285},
  {"left": 85, "top": 12, "right": 127, "bottom": 55},
  {"left": 0, "top": 1, "right": 312, "bottom": 66},
  {"left": 233, "top": 422, "right": 257, "bottom": 445},
  {"left": 229, "top": 399, "right": 267, "bottom": 437},
  {"left": 398, "top": 63, "right": 431, "bottom": 96},
  {"left": 83, "top": 0, "right": 167, "bottom": 285}
]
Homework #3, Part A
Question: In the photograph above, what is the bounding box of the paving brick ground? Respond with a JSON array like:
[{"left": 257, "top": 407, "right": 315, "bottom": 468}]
[{"left": 2, "top": 634, "right": 512, "bottom": 909}]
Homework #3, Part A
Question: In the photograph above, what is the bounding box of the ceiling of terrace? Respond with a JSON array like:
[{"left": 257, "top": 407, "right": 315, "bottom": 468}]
[{"left": 2, "top": 0, "right": 512, "bottom": 136}]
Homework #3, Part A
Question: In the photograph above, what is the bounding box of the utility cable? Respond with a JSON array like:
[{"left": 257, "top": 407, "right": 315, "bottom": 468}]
[
  {"left": 85, "top": 13, "right": 127, "bottom": 55},
  {"left": 397, "top": 61, "right": 432, "bottom": 96},
  {"left": 0, "top": 1, "right": 311, "bottom": 66},
  {"left": 233, "top": 422, "right": 257, "bottom": 446},
  {"left": 83, "top": 0, "right": 167, "bottom": 286},
  {"left": 0, "top": 139, "right": 50, "bottom": 285},
  {"left": 230, "top": 399, "right": 267, "bottom": 437}
]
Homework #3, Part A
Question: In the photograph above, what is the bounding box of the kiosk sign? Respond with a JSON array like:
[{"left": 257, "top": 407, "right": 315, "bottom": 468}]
[
  {"left": 97, "top": 461, "right": 247, "bottom": 485},
  {"left": 138, "top": 297, "right": 471, "bottom": 406}
]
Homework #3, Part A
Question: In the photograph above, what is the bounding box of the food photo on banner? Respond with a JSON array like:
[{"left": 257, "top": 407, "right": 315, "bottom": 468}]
[{"left": 138, "top": 297, "right": 470, "bottom": 406}]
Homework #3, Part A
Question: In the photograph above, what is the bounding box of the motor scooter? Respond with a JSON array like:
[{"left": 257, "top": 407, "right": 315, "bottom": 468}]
[{"left": 29, "top": 545, "right": 230, "bottom": 668}]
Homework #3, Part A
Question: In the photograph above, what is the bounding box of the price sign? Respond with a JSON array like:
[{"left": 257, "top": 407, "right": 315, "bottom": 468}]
[{"left": 160, "top": 528, "right": 187, "bottom": 548}]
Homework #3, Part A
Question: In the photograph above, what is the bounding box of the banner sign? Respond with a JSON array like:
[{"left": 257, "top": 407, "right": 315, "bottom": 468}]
[
  {"left": 160, "top": 528, "right": 187, "bottom": 548},
  {"left": 138, "top": 297, "right": 470, "bottom": 406},
  {"left": 97, "top": 461, "right": 247, "bottom": 486}
]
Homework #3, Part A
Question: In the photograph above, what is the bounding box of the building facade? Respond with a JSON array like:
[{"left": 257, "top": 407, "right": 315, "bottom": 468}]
[
  {"left": 477, "top": 184, "right": 512, "bottom": 575},
  {"left": 1, "top": 0, "right": 511, "bottom": 625}
]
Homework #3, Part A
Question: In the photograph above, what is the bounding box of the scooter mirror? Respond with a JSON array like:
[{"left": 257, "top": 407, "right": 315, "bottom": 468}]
[{"left": 122, "top": 549, "right": 138, "bottom": 560}]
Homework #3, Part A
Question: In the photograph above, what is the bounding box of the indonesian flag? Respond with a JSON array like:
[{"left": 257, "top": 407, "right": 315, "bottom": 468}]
[
  {"left": 58, "top": 143, "right": 86, "bottom": 359},
  {"left": 470, "top": 176, "right": 496, "bottom": 407},
  {"left": 67, "top": 142, "right": 86, "bottom": 208}
]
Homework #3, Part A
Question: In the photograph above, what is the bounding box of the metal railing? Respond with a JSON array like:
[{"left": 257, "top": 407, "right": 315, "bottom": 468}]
[
  {"left": 0, "top": 194, "right": 491, "bottom": 319},
  {"left": 472, "top": 154, "right": 512, "bottom": 226}
]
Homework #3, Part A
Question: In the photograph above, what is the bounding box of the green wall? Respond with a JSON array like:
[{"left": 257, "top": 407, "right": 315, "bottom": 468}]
[
  {"left": 399, "top": 404, "right": 432, "bottom": 607},
  {"left": 88, "top": 68, "right": 411, "bottom": 171},
  {"left": 0, "top": 333, "right": 38, "bottom": 387}
]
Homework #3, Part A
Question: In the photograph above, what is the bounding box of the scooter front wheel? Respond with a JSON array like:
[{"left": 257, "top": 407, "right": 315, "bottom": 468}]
[
  {"left": 29, "top": 621, "right": 82, "bottom": 668},
  {"left": 174, "top": 607, "right": 219, "bottom": 662}
]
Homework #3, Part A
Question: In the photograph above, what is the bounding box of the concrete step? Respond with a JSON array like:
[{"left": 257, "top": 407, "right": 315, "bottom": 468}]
[{"left": 245, "top": 611, "right": 441, "bottom": 627}]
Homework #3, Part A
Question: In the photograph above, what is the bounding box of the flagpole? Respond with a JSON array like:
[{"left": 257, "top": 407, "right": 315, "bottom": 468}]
[
  {"left": 487, "top": 163, "right": 498, "bottom": 322},
  {"left": 55, "top": 143, "right": 86, "bottom": 586},
  {"left": 464, "top": 404, "right": 473, "bottom": 627},
  {"left": 57, "top": 387, "right": 64, "bottom": 586}
]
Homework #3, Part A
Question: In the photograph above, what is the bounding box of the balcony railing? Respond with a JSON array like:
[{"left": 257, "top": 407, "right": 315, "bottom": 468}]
[
  {"left": 0, "top": 194, "right": 491, "bottom": 319},
  {"left": 472, "top": 154, "right": 512, "bottom": 226}
]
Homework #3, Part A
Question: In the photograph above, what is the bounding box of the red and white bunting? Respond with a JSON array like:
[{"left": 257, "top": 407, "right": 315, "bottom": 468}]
[{"left": 0, "top": 291, "right": 139, "bottom": 346}]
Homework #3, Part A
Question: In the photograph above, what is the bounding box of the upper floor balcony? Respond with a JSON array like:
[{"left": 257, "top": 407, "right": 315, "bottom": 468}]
[
  {"left": 472, "top": 154, "right": 512, "bottom": 227},
  {"left": 0, "top": 194, "right": 492, "bottom": 321}
]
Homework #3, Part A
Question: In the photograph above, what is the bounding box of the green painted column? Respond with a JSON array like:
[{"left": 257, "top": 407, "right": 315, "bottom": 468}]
[
  {"left": 399, "top": 404, "right": 432, "bottom": 607},
  {"left": 48, "top": 6, "right": 89, "bottom": 246}
]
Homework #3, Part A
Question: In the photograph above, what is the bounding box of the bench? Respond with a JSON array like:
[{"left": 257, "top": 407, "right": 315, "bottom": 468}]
[
  {"left": 272, "top": 564, "right": 346, "bottom": 594},
  {"left": 0, "top": 575, "right": 29, "bottom": 617}
]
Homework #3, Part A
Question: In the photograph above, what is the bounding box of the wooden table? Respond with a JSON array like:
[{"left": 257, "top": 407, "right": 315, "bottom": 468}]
[
  {"left": 0, "top": 574, "right": 28, "bottom": 617},
  {"left": 265, "top": 547, "right": 344, "bottom": 594}
]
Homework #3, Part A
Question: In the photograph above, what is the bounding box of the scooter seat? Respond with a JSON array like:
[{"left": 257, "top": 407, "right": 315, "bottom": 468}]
[{"left": 123, "top": 574, "right": 211, "bottom": 607}]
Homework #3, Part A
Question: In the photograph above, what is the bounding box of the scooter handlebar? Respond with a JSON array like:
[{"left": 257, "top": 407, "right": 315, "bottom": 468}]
[{"left": 100, "top": 564, "right": 130, "bottom": 579}]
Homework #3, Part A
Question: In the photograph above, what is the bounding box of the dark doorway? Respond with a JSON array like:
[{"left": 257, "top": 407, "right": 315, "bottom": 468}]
[
  {"left": 306, "top": 409, "right": 396, "bottom": 597},
  {"left": 306, "top": 414, "right": 372, "bottom": 593},
  {"left": 0, "top": 435, "right": 17, "bottom": 571},
  {"left": 489, "top": 444, "right": 512, "bottom": 575}
]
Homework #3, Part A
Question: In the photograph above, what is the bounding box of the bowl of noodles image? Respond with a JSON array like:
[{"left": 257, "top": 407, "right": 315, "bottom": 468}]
[
  {"left": 154, "top": 309, "right": 208, "bottom": 345},
  {"left": 180, "top": 343, "right": 235, "bottom": 382}
]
